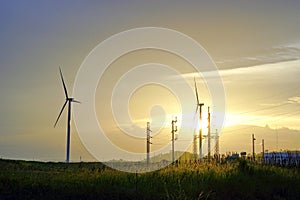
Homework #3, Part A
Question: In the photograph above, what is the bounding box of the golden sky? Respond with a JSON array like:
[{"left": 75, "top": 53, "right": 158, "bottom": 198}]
[{"left": 0, "top": 1, "right": 300, "bottom": 161}]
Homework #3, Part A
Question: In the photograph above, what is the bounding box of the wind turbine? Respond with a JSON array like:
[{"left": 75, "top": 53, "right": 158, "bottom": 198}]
[
  {"left": 54, "top": 67, "right": 80, "bottom": 163},
  {"left": 194, "top": 77, "right": 204, "bottom": 161}
]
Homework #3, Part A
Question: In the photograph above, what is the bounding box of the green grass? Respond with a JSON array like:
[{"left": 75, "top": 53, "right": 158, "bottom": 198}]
[{"left": 0, "top": 159, "right": 299, "bottom": 199}]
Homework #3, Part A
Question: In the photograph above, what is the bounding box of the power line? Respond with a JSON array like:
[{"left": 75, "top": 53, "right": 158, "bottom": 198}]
[
  {"left": 235, "top": 102, "right": 290, "bottom": 115},
  {"left": 231, "top": 86, "right": 300, "bottom": 108},
  {"left": 228, "top": 88, "right": 300, "bottom": 115}
]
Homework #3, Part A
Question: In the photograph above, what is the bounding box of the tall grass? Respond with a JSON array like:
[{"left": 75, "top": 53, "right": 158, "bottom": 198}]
[{"left": 0, "top": 159, "right": 299, "bottom": 199}]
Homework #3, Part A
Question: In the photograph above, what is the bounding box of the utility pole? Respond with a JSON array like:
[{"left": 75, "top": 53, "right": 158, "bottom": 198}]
[
  {"left": 262, "top": 139, "right": 265, "bottom": 163},
  {"left": 215, "top": 129, "right": 219, "bottom": 162},
  {"left": 171, "top": 116, "right": 178, "bottom": 164},
  {"left": 207, "top": 107, "right": 211, "bottom": 162},
  {"left": 252, "top": 134, "right": 256, "bottom": 161},
  {"left": 199, "top": 103, "right": 204, "bottom": 162},
  {"left": 276, "top": 127, "right": 278, "bottom": 151},
  {"left": 146, "top": 122, "right": 152, "bottom": 167}
]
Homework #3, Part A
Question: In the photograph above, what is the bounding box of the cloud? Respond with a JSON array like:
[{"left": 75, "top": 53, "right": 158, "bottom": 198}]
[
  {"left": 259, "top": 103, "right": 282, "bottom": 107},
  {"left": 174, "top": 59, "right": 300, "bottom": 82},
  {"left": 288, "top": 96, "right": 300, "bottom": 104},
  {"left": 215, "top": 44, "right": 300, "bottom": 70}
]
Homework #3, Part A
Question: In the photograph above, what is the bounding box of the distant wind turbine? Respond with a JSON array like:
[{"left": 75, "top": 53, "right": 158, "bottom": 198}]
[
  {"left": 194, "top": 77, "right": 204, "bottom": 161},
  {"left": 54, "top": 67, "right": 80, "bottom": 163}
]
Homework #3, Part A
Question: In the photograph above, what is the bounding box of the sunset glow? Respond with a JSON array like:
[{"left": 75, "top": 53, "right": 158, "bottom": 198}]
[{"left": 0, "top": 1, "right": 299, "bottom": 162}]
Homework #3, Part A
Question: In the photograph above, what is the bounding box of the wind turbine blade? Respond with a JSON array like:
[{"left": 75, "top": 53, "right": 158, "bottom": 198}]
[
  {"left": 59, "top": 67, "right": 69, "bottom": 98},
  {"left": 194, "top": 77, "right": 199, "bottom": 105},
  {"left": 72, "top": 99, "right": 81, "bottom": 104},
  {"left": 54, "top": 100, "right": 68, "bottom": 127}
]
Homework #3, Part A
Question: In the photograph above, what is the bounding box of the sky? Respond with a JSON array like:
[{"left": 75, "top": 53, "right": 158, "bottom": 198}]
[{"left": 0, "top": 0, "right": 300, "bottom": 162}]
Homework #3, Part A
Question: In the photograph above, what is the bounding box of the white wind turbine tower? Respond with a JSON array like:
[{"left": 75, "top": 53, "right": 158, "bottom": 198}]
[
  {"left": 54, "top": 67, "right": 80, "bottom": 163},
  {"left": 194, "top": 77, "right": 204, "bottom": 161}
]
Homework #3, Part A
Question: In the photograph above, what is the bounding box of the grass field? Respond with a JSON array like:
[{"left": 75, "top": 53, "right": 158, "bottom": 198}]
[{"left": 0, "top": 158, "right": 299, "bottom": 199}]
